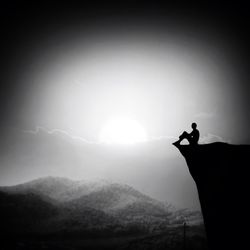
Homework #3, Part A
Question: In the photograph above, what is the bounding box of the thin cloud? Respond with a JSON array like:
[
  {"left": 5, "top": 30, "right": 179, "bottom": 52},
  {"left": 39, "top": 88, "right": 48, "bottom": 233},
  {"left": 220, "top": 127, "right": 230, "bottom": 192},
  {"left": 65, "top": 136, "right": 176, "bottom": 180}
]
[
  {"left": 200, "top": 133, "right": 231, "bottom": 144},
  {"left": 22, "top": 126, "right": 97, "bottom": 144},
  {"left": 23, "top": 127, "right": 179, "bottom": 145}
]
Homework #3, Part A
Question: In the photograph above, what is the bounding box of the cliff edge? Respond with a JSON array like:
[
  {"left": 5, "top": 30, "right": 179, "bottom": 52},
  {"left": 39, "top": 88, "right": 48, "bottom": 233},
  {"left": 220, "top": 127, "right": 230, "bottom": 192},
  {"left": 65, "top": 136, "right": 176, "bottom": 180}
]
[{"left": 174, "top": 142, "right": 250, "bottom": 249}]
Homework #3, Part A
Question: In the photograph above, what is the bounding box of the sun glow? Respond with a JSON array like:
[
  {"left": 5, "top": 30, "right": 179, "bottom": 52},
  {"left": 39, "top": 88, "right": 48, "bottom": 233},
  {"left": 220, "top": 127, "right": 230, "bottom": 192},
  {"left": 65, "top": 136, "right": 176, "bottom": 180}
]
[{"left": 99, "top": 116, "right": 148, "bottom": 144}]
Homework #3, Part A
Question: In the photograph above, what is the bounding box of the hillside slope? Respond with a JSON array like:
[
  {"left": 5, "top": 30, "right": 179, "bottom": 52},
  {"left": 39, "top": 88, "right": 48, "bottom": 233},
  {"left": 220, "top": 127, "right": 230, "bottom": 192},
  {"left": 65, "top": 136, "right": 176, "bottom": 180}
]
[{"left": 0, "top": 176, "right": 111, "bottom": 201}]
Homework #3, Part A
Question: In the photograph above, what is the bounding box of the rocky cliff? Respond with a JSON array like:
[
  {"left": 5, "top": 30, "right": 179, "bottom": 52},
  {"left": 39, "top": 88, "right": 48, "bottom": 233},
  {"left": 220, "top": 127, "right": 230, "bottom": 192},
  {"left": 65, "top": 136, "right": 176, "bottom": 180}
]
[{"left": 174, "top": 142, "right": 250, "bottom": 249}]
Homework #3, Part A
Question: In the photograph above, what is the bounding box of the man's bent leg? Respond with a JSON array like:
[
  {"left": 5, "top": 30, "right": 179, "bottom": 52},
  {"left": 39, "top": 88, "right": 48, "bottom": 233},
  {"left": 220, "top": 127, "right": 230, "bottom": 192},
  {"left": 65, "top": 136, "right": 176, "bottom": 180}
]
[
  {"left": 173, "top": 131, "right": 188, "bottom": 145},
  {"left": 179, "top": 131, "right": 188, "bottom": 141}
]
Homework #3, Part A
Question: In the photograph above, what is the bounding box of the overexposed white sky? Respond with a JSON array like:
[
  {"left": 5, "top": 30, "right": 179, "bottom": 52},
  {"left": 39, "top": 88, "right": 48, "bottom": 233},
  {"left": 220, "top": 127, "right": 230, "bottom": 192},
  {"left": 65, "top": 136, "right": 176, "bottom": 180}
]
[{"left": 20, "top": 30, "right": 242, "bottom": 144}]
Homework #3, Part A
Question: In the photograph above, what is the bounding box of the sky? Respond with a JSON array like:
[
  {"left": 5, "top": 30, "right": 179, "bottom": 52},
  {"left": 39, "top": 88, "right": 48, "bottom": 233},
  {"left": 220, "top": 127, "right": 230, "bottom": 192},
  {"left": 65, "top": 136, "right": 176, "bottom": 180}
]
[{"left": 0, "top": 1, "right": 250, "bottom": 209}]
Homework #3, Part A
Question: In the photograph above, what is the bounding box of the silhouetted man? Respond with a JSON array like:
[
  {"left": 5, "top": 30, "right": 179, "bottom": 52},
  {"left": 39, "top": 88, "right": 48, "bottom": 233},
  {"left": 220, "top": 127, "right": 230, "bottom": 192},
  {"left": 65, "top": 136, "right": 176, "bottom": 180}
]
[{"left": 173, "top": 123, "right": 200, "bottom": 146}]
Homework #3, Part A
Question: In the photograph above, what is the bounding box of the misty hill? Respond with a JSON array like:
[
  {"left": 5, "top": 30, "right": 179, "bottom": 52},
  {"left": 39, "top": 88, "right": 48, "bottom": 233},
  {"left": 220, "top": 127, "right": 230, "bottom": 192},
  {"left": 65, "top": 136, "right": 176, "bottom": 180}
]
[
  {"left": 0, "top": 176, "right": 111, "bottom": 202},
  {"left": 174, "top": 142, "right": 250, "bottom": 250},
  {"left": 0, "top": 177, "right": 203, "bottom": 236},
  {"left": 66, "top": 183, "right": 168, "bottom": 213}
]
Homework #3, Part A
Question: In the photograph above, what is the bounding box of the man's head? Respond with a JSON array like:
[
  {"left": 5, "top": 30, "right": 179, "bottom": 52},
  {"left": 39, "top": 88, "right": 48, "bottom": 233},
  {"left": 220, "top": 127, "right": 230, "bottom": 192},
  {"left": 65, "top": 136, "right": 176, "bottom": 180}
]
[{"left": 191, "top": 122, "right": 197, "bottom": 129}]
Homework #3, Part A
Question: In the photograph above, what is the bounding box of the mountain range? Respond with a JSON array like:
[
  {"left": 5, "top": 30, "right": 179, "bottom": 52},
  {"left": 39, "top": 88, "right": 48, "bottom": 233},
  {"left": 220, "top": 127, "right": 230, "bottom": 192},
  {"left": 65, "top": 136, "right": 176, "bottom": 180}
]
[{"left": 0, "top": 177, "right": 203, "bottom": 236}]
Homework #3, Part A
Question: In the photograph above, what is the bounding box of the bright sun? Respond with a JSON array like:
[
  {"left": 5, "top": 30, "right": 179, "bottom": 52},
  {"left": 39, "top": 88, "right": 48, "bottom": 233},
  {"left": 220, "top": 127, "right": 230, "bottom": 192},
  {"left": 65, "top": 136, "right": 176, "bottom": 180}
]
[{"left": 99, "top": 116, "right": 148, "bottom": 144}]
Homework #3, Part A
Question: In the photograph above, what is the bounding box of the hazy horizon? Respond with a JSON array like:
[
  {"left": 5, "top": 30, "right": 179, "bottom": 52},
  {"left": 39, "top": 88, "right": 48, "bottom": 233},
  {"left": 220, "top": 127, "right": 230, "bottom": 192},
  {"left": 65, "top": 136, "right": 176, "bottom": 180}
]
[{"left": 0, "top": 125, "right": 230, "bottom": 210}]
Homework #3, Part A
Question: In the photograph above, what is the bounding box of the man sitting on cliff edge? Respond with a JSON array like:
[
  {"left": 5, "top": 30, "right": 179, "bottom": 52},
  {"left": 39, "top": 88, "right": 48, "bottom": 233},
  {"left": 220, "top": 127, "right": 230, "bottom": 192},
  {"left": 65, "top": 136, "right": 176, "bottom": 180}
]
[{"left": 173, "top": 122, "right": 200, "bottom": 146}]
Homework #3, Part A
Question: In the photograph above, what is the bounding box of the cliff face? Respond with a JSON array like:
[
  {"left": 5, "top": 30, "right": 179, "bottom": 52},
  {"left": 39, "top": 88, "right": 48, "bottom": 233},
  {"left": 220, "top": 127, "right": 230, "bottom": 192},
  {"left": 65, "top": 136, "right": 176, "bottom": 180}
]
[{"left": 174, "top": 142, "right": 250, "bottom": 250}]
